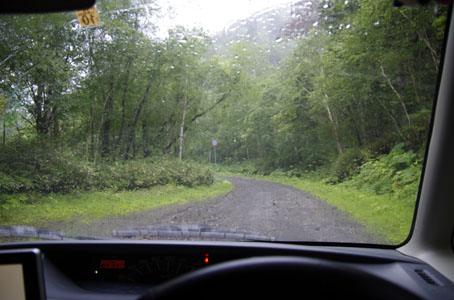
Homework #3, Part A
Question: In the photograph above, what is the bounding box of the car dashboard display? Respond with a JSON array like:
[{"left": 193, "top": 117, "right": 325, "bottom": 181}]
[{"left": 0, "top": 241, "right": 453, "bottom": 300}]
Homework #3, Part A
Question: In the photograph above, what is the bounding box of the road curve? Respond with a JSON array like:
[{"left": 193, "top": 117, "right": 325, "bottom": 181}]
[{"left": 65, "top": 176, "right": 384, "bottom": 244}]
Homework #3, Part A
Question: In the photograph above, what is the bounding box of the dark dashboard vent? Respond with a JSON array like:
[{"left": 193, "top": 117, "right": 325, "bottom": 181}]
[{"left": 415, "top": 269, "right": 439, "bottom": 286}]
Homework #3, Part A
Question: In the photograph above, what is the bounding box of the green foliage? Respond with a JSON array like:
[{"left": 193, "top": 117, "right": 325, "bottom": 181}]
[
  {"left": 0, "top": 140, "right": 92, "bottom": 194},
  {"left": 0, "top": 139, "right": 214, "bottom": 196},
  {"left": 331, "top": 148, "right": 367, "bottom": 182},
  {"left": 94, "top": 158, "right": 214, "bottom": 190},
  {"left": 216, "top": 161, "right": 270, "bottom": 176},
  {"left": 189, "top": 0, "right": 444, "bottom": 179},
  {"left": 1, "top": 0, "right": 445, "bottom": 178},
  {"left": 344, "top": 143, "right": 421, "bottom": 201}
]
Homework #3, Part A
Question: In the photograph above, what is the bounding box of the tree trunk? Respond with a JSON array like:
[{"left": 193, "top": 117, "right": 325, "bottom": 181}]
[
  {"left": 142, "top": 117, "right": 151, "bottom": 158},
  {"left": 124, "top": 83, "right": 152, "bottom": 160},
  {"left": 373, "top": 92, "right": 406, "bottom": 141},
  {"left": 50, "top": 105, "right": 59, "bottom": 139},
  {"left": 324, "top": 94, "right": 343, "bottom": 154},
  {"left": 29, "top": 83, "right": 51, "bottom": 135},
  {"left": 85, "top": 104, "right": 95, "bottom": 161},
  {"left": 115, "top": 59, "right": 132, "bottom": 152},
  {"left": 163, "top": 89, "right": 231, "bottom": 154},
  {"left": 2, "top": 113, "right": 5, "bottom": 145},
  {"left": 94, "top": 85, "right": 116, "bottom": 164},
  {"left": 346, "top": 104, "right": 363, "bottom": 147},
  {"left": 1, "top": 97, "right": 7, "bottom": 145},
  {"left": 399, "top": 11, "right": 440, "bottom": 72},
  {"left": 101, "top": 81, "right": 115, "bottom": 158},
  {"left": 351, "top": 96, "right": 368, "bottom": 145},
  {"left": 178, "top": 93, "right": 188, "bottom": 161},
  {"left": 380, "top": 65, "right": 418, "bottom": 141}
]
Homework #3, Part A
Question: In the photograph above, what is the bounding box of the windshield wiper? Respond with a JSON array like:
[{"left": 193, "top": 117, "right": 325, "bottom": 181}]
[
  {"left": 0, "top": 225, "right": 275, "bottom": 242},
  {"left": 112, "top": 225, "right": 276, "bottom": 242},
  {"left": 0, "top": 225, "right": 108, "bottom": 240}
]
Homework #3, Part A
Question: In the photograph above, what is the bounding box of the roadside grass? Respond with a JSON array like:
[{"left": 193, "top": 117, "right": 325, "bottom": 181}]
[
  {"left": 0, "top": 179, "right": 234, "bottom": 228},
  {"left": 219, "top": 171, "right": 414, "bottom": 244}
]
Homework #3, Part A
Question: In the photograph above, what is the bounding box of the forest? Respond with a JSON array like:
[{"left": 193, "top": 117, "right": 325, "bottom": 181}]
[{"left": 0, "top": 0, "right": 447, "bottom": 207}]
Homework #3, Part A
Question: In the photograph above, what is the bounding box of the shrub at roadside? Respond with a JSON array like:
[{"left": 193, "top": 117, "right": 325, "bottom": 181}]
[
  {"left": 219, "top": 142, "right": 422, "bottom": 206},
  {"left": 343, "top": 143, "right": 422, "bottom": 202},
  {"left": 0, "top": 140, "right": 214, "bottom": 195},
  {"left": 0, "top": 140, "right": 92, "bottom": 194},
  {"left": 94, "top": 159, "right": 214, "bottom": 190},
  {"left": 331, "top": 148, "right": 367, "bottom": 182}
]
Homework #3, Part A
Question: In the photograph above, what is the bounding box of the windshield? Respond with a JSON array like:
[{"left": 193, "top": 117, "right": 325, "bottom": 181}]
[{"left": 0, "top": 0, "right": 448, "bottom": 245}]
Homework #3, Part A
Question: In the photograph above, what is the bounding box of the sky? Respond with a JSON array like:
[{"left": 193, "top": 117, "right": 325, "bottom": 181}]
[{"left": 155, "top": 0, "right": 294, "bottom": 35}]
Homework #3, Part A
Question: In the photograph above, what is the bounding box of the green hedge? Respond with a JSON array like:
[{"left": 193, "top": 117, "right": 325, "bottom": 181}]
[
  {"left": 0, "top": 140, "right": 214, "bottom": 195},
  {"left": 93, "top": 159, "right": 214, "bottom": 190}
]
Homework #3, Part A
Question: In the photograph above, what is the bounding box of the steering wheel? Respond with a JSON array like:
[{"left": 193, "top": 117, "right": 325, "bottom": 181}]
[{"left": 138, "top": 256, "right": 418, "bottom": 300}]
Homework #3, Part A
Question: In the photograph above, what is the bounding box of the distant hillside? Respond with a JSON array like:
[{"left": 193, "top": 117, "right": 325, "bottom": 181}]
[{"left": 213, "top": 0, "right": 320, "bottom": 65}]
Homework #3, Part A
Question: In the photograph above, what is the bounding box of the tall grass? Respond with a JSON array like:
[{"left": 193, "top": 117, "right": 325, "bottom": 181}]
[{"left": 0, "top": 179, "right": 234, "bottom": 228}]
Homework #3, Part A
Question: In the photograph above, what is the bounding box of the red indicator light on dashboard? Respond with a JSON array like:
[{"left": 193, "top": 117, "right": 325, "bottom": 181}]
[
  {"left": 204, "top": 254, "right": 209, "bottom": 264},
  {"left": 100, "top": 259, "right": 126, "bottom": 269}
]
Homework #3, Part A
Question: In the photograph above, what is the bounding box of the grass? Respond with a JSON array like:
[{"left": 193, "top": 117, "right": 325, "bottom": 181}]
[
  {"left": 221, "top": 171, "right": 414, "bottom": 244},
  {"left": 0, "top": 179, "right": 234, "bottom": 228}
]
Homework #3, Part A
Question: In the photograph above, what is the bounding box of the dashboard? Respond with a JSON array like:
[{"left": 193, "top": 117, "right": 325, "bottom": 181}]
[{"left": 0, "top": 241, "right": 453, "bottom": 300}]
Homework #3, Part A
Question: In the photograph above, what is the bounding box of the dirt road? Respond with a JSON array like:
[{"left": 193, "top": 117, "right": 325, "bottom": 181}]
[{"left": 68, "top": 176, "right": 384, "bottom": 243}]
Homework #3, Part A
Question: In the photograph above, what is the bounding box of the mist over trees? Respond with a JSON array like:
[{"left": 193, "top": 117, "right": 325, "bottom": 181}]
[
  {"left": 187, "top": 0, "right": 445, "bottom": 180},
  {"left": 0, "top": 0, "right": 447, "bottom": 194}
]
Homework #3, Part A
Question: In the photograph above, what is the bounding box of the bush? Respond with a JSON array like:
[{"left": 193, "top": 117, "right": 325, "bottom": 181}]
[
  {"left": 94, "top": 158, "right": 214, "bottom": 190},
  {"left": 0, "top": 139, "right": 214, "bottom": 195},
  {"left": 345, "top": 143, "right": 422, "bottom": 201},
  {"left": 217, "top": 162, "right": 260, "bottom": 175},
  {"left": 331, "top": 148, "right": 367, "bottom": 182},
  {"left": 0, "top": 140, "right": 92, "bottom": 194}
]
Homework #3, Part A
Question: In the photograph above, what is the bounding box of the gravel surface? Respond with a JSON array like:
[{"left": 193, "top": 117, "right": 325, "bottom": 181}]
[{"left": 62, "top": 176, "right": 385, "bottom": 243}]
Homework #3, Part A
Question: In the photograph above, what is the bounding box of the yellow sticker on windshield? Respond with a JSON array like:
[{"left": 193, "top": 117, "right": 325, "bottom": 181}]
[{"left": 76, "top": 6, "right": 101, "bottom": 27}]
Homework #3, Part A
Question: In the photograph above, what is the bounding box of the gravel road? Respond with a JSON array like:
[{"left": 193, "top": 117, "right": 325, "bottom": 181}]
[{"left": 66, "top": 176, "right": 385, "bottom": 243}]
